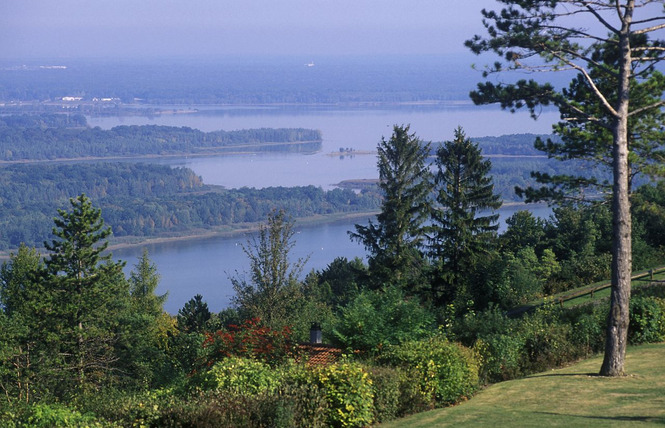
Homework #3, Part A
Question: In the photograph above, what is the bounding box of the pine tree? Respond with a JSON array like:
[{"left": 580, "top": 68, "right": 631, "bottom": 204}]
[
  {"left": 466, "top": 0, "right": 665, "bottom": 376},
  {"left": 129, "top": 249, "right": 167, "bottom": 318},
  {"left": 427, "top": 127, "right": 502, "bottom": 306},
  {"left": 119, "top": 249, "right": 171, "bottom": 387},
  {"left": 517, "top": 38, "right": 665, "bottom": 202},
  {"left": 350, "top": 124, "right": 432, "bottom": 289},
  {"left": 42, "top": 194, "right": 128, "bottom": 392}
]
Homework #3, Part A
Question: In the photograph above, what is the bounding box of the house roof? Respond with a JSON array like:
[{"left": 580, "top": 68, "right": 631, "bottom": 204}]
[{"left": 297, "top": 343, "right": 342, "bottom": 366}]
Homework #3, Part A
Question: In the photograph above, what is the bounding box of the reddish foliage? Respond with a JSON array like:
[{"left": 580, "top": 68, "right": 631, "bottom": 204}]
[{"left": 202, "top": 318, "right": 293, "bottom": 366}]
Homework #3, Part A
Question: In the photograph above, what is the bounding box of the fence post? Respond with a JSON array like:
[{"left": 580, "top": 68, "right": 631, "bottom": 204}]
[{"left": 650, "top": 269, "right": 654, "bottom": 281}]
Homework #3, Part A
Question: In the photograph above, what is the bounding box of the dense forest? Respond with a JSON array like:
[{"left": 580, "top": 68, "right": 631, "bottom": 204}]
[
  {"left": 0, "top": 162, "right": 380, "bottom": 250},
  {"left": 0, "top": 114, "right": 321, "bottom": 161}
]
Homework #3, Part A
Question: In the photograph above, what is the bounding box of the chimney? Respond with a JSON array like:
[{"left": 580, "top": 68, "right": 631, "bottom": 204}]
[{"left": 310, "top": 322, "right": 322, "bottom": 344}]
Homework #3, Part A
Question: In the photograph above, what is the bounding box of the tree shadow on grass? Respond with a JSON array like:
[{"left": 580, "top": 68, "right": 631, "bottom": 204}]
[
  {"left": 535, "top": 412, "right": 665, "bottom": 424},
  {"left": 528, "top": 372, "right": 600, "bottom": 378}
]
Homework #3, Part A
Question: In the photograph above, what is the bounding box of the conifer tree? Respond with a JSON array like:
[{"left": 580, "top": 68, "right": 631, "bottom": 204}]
[
  {"left": 351, "top": 124, "right": 432, "bottom": 289},
  {"left": 427, "top": 127, "right": 502, "bottom": 306},
  {"left": 129, "top": 249, "right": 167, "bottom": 318},
  {"left": 43, "top": 194, "right": 127, "bottom": 392},
  {"left": 466, "top": 0, "right": 665, "bottom": 376}
]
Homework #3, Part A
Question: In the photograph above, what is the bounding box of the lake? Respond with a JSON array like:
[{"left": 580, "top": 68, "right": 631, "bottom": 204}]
[{"left": 91, "top": 105, "right": 557, "bottom": 313}]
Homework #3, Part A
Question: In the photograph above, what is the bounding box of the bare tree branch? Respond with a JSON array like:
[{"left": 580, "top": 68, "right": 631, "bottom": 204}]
[{"left": 634, "top": 22, "right": 665, "bottom": 34}]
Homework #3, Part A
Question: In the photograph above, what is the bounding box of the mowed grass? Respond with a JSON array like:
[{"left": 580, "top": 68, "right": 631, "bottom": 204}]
[{"left": 379, "top": 343, "right": 665, "bottom": 428}]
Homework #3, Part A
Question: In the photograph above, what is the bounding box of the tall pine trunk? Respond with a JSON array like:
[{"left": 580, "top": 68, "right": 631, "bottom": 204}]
[{"left": 601, "top": 16, "right": 633, "bottom": 376}]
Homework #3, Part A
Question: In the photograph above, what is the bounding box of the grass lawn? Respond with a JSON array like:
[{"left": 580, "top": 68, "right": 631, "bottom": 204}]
[{"left": 379, "top": 343, "right": 665, "bottom": 427}]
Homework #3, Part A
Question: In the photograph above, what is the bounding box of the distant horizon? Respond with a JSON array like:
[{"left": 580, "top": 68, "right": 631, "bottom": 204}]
[{"left": 0, "top": 51, "right": 483, "bottom": 64}]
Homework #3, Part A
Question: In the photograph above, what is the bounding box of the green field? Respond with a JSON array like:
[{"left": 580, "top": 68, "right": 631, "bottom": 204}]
[{"left": 380, "top": 343, "right": 665, "bottom": 427}]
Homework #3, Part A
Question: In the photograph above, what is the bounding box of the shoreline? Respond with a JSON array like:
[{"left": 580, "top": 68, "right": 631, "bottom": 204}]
[
  {"left": 108, "top": 210, "right": 379, "bottom": 251},
  {"left": 0, "top": 202, "right": 547, "bottom": 260},
  {"left": 0, "top": 210, "right": 380, "bottom": 260},
  {"left": 0, "top": 140, "right": 323, "bottom": 166}
]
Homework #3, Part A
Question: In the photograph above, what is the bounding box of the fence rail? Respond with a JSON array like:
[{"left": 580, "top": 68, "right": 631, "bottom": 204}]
[{"left": 507, "top": 266, "right": 665, "bottom": 317}]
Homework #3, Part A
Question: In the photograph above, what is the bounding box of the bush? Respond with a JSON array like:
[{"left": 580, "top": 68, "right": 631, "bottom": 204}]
[
  {"left": 517, "top": 304, "right": 580, "bottom": 374},
  {"left": 10, "top": 403, "right": 107, "bottom": 428},
  {"left": 380, "top": 336, "right": 479, "bottom": 406},
  {"left": 272, "top": 381, "right": 329, "bottom": 428},
  {"left": 366, "top": 366, "right": 401, "bottom": 423},
  {"left": 473, "top": 334, "right": 524, "bottom": 383},
  {"left": 198, "top": 356, "right": 281, "bottom": 395},
  {"left": 157, "top": 391, "right": 278, "bottom": 428},
  {"left": 307, "top": 361, "right": 375, "bottom": 428},
  {"left": 77, "top": 388, "right": 175, "bottom": 428},
  {"left": 629, "top": 296, "right": 665, "bottom": 344},
  {"left": 332, "top": 285, "right": 435, "bottom": 354},
  {"left": 201, "top": 318, "right": 293, "bottom": 366},
  {"left": 564, "top": 302, "right": 607, "bottom": 356},
  {"left": 366, "top": 365, "right": 431, "bottom": 422}
]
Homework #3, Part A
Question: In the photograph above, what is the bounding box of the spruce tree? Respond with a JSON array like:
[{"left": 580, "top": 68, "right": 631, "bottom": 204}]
[
  {"left": 427, "top": 127, "right": 502, "bottom": 306},
  {"left": 129, "top": 249, "right": 167, "bottom": 318},
  {"left": 351, "top": 124, "right": 432, "bottom": 289},
  {"left": 43, "top": 194, "right": 127, "bottom": 393}
]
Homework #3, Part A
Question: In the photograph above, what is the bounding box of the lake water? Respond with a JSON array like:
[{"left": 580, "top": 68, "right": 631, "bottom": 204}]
[
  {"left": 88, "top": 104, "right": 558, "bottom": 189},
  {"left": 91, "top": 105, "right": 557, "bottom": 313}
]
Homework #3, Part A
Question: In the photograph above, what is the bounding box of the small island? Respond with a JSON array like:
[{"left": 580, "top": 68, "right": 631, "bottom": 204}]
[{"left": 0, "top": 114, "right": 322, "bottom": 162}]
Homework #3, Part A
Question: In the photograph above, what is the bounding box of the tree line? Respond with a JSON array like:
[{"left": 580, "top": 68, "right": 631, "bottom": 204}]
[
  {"left": 0, "top": 162, "right": 380, "bottom": 250},
  {"left": 0, "top": 114, "right": 322, "bottom": 161}
]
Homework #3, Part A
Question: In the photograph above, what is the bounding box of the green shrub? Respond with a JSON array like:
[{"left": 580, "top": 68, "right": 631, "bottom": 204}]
[
  {"left": 157, "top": 390, "right": 278, "bottom": 428},
  {"left": 473, "top": 334, "right": 524, "bottom": 383},
  {"left": 18, "top": 403, "right": 107, "bottom": 428},
  {"left": 272, "top": 382, "right": 329, "bottom": 428},
  {"left": 332, "top": 285, "right": 435, "bottom": 354},
  {"left": 452, "top": 306, "right": 517, "bottom": 346},
  {"left": 200, "top": 356, "right": 281, "bottom": 395},
  {"left": 366, "top": 365, "right": 431, "bottom": 422},
  {"left": 629, "top": 296, "right": 665, "bottom": 344},
  {"left": 517, "top": 305, "right": 580, "bottom": 374},
  {"left": 633, "top": 282, "right": 665, "bottom": 299},
  {"left": 308, "top": 361, "right": 375, "bottom": 428},
  {"left": 565, "top": 302, "right": 607, "bottom": 356},
  {"left": 367, "top": 365, "right": 401, "bottom": 423},
  {"left": 77, "top": 388, "right": 175, "bottom": 428},
  {"left": 381, "top": 336, "right": 479, "bottom": 406}
]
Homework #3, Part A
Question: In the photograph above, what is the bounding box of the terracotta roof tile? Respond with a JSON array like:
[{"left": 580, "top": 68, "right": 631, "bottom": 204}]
[{"left": 297, "top": 343, "right": 342, "bottom": 366}]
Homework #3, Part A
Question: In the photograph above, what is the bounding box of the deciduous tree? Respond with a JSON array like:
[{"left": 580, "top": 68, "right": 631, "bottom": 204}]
[{"left": 231, "top": 209, "right": 308, "bottom": 330}]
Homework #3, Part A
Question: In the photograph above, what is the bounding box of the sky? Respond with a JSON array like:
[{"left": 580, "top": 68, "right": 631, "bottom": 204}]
[{"left": 0, "top": 0, "right": 496, "bottom": 59}]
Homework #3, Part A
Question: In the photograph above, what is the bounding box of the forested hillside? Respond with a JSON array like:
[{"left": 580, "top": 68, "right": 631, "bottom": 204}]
[
  {"left": 0, "top": 163, "right": 380, "bottom": 250},
  {"left": 0, "top": 114, "right": 322, "bottom": 161}
]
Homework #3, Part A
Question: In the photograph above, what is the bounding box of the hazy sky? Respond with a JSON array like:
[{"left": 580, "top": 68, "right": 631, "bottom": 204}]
[{"left": 1, "top": 0, "right": 496, "bottom": 59}]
